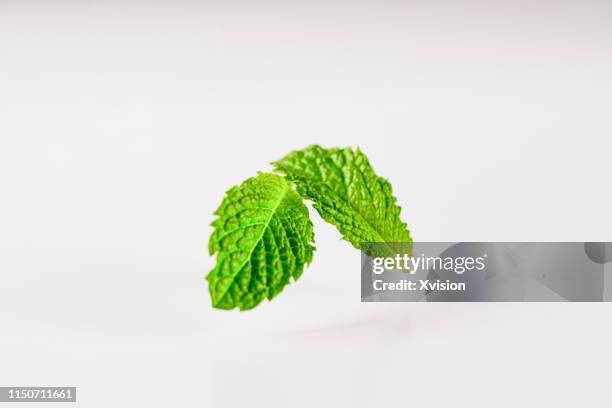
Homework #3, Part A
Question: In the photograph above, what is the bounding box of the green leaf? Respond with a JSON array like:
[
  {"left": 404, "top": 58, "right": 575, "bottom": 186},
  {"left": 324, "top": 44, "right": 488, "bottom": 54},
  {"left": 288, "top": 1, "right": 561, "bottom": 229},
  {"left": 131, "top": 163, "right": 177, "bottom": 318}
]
[
  {"left": 272, "top": 145, "right": 411, "bottom": 250},
  {"left": 207, "top": 173, "right": 315, "bottom": 310}
]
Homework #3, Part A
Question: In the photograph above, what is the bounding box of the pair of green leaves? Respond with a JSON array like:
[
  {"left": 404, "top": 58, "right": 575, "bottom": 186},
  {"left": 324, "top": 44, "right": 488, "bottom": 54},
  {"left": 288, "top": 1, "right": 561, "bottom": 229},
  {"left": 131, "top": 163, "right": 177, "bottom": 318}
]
[{"left": 207, "top": 145, "right": 412, "bottom": 310}]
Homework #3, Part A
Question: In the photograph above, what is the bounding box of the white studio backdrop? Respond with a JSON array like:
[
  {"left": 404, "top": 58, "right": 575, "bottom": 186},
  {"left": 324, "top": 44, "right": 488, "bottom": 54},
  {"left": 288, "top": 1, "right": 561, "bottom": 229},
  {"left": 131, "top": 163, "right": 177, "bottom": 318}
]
[{"left": 0, "top": 1, "right": 611, "bottom": 407}]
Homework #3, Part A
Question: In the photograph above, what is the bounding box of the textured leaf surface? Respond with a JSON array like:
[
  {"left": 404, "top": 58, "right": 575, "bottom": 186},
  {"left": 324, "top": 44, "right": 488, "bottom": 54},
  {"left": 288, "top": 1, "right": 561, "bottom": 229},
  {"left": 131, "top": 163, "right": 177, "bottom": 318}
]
[
  {"left": 272, "top": 145, "right": 411, "bottom": 249},
  {"left": 207, "top": 173, "right": 315, "bottom": 310}
]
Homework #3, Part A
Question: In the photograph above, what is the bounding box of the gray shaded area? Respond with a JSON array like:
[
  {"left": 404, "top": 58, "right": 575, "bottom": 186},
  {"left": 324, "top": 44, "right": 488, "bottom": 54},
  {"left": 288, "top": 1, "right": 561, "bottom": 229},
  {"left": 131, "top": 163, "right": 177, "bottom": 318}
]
[
  {"left": 585, "top": 242, "right": 612, "bottom": 264},
  {"left": 362, "top": 242, "right": 611, "bottom": 302},
  {"left": 0, "top": 387, "right": 76, "bottom": 403}
]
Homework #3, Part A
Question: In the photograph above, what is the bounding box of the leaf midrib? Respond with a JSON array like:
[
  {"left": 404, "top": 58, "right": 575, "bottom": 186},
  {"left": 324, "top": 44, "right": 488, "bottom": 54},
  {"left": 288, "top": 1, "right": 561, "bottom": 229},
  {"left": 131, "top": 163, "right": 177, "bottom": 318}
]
[
  {"left": 275, "top": 163, "right": 387, "bottom": 244},
  {"left": 212, "top": 181, "right": 290, "bottom": 307}
]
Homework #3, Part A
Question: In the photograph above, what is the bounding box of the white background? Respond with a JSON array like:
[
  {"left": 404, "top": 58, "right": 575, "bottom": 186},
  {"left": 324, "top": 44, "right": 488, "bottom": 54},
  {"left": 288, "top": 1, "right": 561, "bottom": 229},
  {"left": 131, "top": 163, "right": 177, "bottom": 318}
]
[{"left": 1, "top": 1, "right": 611, "bottom": 407}]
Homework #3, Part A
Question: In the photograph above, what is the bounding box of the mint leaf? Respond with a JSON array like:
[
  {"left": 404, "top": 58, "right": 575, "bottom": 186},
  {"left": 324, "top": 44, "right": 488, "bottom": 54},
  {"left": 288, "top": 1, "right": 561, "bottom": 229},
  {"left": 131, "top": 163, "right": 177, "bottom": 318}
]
[
  {"left": 272, "top": 145, "right": 411, "bottom": 249},
  {"left": 207, "top": 173, "right": 315, "bottom": 310}
]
